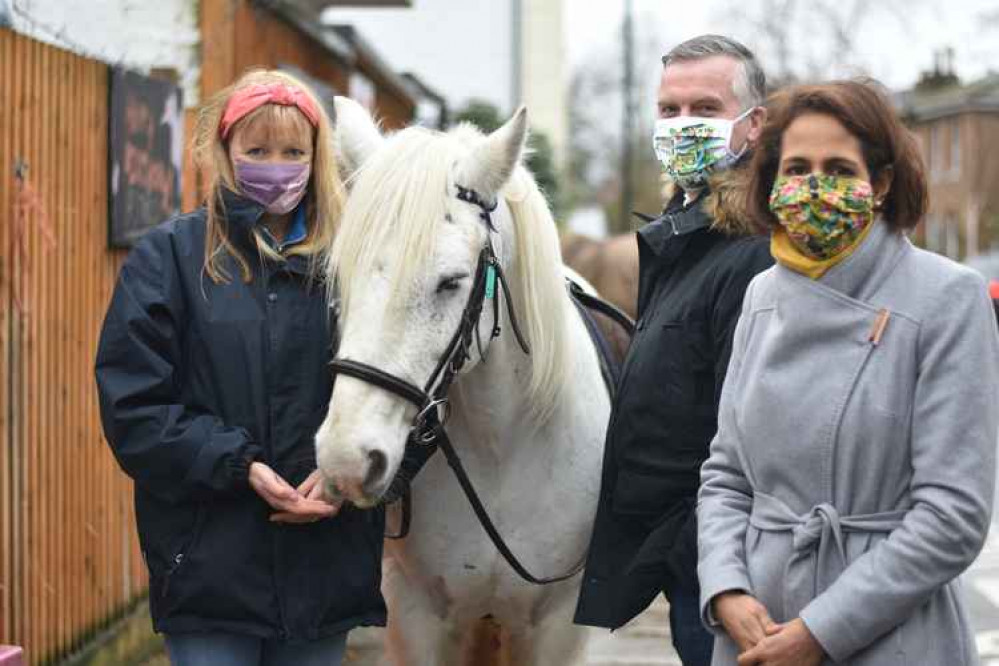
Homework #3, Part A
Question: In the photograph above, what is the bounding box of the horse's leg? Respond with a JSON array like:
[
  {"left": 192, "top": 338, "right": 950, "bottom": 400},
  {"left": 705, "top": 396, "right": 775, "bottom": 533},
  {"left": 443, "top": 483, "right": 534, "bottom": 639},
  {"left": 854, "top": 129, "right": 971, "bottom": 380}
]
[
  {"left": 505, "top": 594, "right": 591, "bottom": 666},
  {"left": 380, "top": 555, "right": 464, "bottom": 666}
]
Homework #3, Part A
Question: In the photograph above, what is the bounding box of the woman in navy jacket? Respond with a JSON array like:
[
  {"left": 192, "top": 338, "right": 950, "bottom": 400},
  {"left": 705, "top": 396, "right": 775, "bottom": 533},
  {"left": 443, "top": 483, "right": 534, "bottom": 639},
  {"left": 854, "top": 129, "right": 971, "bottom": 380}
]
[{"left": 95, "top": 70, "right": 385, "bottom": 666}]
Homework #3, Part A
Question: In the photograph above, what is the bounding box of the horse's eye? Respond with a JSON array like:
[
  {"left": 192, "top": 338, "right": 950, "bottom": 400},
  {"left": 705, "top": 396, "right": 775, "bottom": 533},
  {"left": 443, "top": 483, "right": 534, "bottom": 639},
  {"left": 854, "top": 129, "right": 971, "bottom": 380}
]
[{"left": 436, "top": 277, "right": 462, "bottom": 294}]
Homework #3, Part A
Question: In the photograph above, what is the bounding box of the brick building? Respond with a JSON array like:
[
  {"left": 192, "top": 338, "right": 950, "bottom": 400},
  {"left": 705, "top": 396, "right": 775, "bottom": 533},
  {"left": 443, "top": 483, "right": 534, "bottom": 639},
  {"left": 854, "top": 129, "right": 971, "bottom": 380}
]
[{"left": 896, "top": 72, "right": 999, "bottom": 260}]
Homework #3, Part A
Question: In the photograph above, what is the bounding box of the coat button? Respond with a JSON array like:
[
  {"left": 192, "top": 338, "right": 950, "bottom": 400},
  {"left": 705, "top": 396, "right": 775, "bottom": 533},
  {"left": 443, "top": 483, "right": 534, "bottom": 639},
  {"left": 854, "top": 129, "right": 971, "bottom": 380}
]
[{"left": 268, "top": 293, "right": 278, "bottom": 303}]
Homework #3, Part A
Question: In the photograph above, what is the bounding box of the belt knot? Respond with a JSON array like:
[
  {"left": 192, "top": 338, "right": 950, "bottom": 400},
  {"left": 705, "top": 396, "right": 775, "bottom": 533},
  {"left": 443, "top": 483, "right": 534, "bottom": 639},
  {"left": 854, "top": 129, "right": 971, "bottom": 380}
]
[{"left": 792, "top": 503, "right": 842, "bottom": 553}]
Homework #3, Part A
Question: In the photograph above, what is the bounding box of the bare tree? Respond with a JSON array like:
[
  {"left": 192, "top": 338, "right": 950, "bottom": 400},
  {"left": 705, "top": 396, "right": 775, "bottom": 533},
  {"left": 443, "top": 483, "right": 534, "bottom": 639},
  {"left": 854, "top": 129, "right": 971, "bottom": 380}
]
[
  {"left": 713, "top": 0, "right": 923, "bottom": 85},
  {"left": 566, "top": 10, "right": 670, "bottom": 234}
]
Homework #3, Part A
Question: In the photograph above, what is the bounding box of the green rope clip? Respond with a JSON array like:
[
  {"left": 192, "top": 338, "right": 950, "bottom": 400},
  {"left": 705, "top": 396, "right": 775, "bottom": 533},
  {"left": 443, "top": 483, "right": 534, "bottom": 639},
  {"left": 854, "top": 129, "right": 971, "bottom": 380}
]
[{"left": 485, "top": 265, "right": 497, "bottom": 299}]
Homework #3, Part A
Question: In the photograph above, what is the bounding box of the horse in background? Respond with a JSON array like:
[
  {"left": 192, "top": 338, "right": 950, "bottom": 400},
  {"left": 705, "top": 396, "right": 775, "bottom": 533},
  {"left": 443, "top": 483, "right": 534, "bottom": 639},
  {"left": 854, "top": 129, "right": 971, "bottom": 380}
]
[
  {"left": 560, "top": 232, "right": 638, "bottom": 319},
  {"left": 560, "top": 232, "right": 638, "bottom": 363},
  {"left": 317, "top": 98, "right": 614, "bottom": 665}
]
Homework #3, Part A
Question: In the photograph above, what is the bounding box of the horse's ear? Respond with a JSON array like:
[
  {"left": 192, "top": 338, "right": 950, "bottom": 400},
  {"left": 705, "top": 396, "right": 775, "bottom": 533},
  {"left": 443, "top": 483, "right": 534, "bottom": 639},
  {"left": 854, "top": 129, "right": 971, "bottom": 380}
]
[
  {"left": 333, "top": 96, "right": 384, "bottom": 181},
  {"left": 454, "top": 106, "right": 528, "bottom": 202}
]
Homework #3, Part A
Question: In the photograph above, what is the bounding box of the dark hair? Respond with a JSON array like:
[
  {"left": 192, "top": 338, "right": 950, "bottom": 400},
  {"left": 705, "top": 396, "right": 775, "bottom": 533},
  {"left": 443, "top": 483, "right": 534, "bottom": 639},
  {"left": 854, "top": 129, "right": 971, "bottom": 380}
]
[
  {"left": 662, "top": 34, "right": 766, "bottom": 108},
  {"left": 747, "top": 79, "right": 928, "bottom": 232}
]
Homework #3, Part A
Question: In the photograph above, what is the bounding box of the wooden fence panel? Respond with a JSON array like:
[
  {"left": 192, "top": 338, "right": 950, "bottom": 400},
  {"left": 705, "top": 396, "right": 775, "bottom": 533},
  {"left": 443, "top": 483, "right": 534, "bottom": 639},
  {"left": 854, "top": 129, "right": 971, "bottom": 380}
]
[{"left": 0, "top": 28, "right": 140, "bottom": 665}]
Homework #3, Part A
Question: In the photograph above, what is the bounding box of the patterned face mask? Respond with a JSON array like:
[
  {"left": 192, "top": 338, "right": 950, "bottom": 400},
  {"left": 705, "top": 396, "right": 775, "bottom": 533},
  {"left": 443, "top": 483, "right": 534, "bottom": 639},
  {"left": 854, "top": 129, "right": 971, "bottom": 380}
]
[
  {"left": 769, "top": 173, "right": 875, "bottom": 260},
  {"left": 652, "top": 108, "right": 754, "bottom": 190}
]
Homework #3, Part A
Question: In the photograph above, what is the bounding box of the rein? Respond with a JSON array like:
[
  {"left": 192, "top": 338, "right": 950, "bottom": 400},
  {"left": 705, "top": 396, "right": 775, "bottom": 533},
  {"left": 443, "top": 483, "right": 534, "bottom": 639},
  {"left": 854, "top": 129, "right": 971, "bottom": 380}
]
[{"left": 330, "top": 185, "right": 582, "bottom": 586}]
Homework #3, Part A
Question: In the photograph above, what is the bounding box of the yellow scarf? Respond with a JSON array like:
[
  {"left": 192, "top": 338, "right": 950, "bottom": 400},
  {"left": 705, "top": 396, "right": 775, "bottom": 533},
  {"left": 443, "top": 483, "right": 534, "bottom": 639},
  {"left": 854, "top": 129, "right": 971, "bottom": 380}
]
[{"left": 770, "top": 221, "right": 877, "bottom": 279}]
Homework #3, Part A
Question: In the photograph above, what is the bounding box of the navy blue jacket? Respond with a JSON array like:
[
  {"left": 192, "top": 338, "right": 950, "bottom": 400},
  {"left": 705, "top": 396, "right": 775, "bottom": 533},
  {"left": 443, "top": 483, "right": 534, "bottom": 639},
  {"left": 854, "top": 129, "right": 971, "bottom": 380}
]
[{"left": 96, "top": 191, "right": 386, "bottom": 640}]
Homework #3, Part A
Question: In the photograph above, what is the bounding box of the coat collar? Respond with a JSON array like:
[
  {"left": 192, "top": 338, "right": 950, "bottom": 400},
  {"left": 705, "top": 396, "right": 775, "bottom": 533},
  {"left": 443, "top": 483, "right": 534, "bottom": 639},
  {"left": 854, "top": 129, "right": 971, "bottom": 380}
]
[
  {"left": 636, "top": 192, "right": 713, "bottom": 257},
  {"left": 216, "top": 188, "right": 314, "bottom": 278},
  {"left": 778, "top": 220, "right": 910, "bottom": 303},
  {"left": 219, "top": 187, "right": 266, "bottom": 252}
]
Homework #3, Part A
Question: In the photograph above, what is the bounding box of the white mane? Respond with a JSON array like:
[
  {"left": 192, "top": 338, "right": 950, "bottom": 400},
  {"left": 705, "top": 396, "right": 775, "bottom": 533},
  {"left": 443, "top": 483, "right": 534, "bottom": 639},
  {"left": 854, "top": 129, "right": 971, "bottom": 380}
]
[{"left": 328, "top": 123, "right": 571, "bottom": 422}]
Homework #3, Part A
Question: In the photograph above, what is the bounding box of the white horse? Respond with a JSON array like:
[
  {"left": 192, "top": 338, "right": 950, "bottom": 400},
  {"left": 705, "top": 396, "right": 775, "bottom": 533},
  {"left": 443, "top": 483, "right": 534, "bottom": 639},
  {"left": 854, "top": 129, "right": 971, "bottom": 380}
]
[{"left": 315, "top": 97, "right": 611, "bottom": 666}]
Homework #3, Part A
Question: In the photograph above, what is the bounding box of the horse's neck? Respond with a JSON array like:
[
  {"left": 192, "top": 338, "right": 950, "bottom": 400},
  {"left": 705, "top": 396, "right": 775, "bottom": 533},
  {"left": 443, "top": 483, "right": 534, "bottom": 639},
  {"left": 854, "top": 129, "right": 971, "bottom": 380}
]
[{"left": 451, "top": 317, "right": 537, "bottom": 450}]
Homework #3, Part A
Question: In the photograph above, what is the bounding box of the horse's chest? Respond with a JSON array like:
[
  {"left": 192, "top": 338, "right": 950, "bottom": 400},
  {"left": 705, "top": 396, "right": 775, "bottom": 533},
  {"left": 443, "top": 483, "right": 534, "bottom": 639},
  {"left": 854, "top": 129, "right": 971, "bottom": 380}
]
[{"left": 400, "top": 433, "right": 597, "bottom": 598}]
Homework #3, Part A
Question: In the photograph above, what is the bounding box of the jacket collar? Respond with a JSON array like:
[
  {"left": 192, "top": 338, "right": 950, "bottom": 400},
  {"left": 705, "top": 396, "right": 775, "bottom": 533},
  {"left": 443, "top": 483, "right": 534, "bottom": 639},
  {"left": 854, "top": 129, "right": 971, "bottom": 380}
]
[
  {"left": 219, "top": 187, "right": 266, "bottom": 251},
  {"left": 216, "top": 188, "right": 314, "bottom": 278},
  {"left": 780, "top": 220, "right": 909, "bottom": 302},
  {"left": 636, "top": 191, "right": 713, "bottom": 257}
]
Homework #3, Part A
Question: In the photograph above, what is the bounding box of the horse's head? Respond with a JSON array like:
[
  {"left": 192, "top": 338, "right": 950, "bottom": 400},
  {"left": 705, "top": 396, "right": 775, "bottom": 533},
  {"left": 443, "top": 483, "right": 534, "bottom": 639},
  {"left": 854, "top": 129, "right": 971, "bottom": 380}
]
[{"left": 316, "top": 97, "right": 564, "bottom": 507}]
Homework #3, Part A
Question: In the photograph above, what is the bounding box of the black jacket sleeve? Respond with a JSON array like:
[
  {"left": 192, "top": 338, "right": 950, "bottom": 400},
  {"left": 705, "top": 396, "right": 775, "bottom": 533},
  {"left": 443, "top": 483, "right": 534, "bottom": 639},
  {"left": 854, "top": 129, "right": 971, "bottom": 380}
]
[
  {"left": 711, "top": 237, "right": 773, "bottom": 407},
  {"left": 95, "top": 230, "right": 262, "bottom": 504}
]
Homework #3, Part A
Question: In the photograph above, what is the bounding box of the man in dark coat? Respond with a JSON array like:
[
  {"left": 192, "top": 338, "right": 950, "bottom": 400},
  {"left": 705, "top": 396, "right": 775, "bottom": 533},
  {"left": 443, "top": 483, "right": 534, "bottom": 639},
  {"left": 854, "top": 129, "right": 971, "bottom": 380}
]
[{"left": 574, "top": 35, "right": 774, "bottom": 665}]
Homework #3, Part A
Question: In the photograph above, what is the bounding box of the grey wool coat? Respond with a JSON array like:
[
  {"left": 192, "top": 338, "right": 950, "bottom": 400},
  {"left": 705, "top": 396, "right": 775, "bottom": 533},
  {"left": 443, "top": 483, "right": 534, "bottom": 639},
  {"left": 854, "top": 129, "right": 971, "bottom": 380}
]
[{"left": 697, "top": 220, "right": 999, "bottom": 665}]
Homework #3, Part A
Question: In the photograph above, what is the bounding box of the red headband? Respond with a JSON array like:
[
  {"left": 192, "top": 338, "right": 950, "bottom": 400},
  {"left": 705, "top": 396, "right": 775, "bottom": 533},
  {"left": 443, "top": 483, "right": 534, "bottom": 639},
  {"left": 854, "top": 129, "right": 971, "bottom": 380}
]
[{"left": 219, "top": 83, "right": 321, "bottom": 139}]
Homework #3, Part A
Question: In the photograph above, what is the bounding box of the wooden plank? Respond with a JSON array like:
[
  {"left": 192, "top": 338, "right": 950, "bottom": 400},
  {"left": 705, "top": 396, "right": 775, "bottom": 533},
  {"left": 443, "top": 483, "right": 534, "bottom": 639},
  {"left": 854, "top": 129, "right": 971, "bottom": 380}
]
[
  {"left": 9, "top": 29, "right": 24, "bottom": 653},
  {"left": 71, "top": 50, "right": 85, "bottom": 645},
  {"left": 53, "top": 44, "right": 68, "bottom": 655},
  {"left": 87, "top": 56, "right": 100, "bottom": 636},
  {"left": 22, "top": 32, "right": 36, "bottom": 660},
  {"left": 0, "top": 27, "right": 13, "bottom": 647},
  {"left": 201, "top": 0, "right": 237, "bottom": 99}
]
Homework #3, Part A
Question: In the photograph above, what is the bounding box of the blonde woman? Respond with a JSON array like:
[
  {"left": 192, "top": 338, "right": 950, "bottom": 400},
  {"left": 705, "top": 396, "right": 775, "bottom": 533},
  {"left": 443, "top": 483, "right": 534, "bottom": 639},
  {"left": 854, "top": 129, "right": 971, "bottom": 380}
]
[{"left": 96, "top": 70, "right": 386, "bottom": 666}]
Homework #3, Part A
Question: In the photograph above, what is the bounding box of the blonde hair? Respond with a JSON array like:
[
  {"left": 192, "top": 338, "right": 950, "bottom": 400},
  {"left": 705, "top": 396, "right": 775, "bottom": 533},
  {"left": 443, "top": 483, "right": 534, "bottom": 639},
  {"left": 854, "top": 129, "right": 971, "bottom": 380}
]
[
  {"left": 192, "top": 69, "right": 344, "bottom": 283},
  {"left": 330, "top": 125, "right": 571, "bottom": 424}
]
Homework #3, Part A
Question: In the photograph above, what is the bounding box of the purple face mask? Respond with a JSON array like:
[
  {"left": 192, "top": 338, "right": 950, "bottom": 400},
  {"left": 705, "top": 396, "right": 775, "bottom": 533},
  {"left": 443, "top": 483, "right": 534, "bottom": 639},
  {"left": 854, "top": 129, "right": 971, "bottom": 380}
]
[{"left": 234, "top": 161, "right": 311, "bottom": 214}]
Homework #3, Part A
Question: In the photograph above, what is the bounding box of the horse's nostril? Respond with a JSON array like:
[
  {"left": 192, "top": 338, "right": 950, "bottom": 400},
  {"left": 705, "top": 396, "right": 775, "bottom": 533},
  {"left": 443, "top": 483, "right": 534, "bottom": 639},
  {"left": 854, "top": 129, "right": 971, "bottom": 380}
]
[{"left": 365, "top": 449, "right": 388, "bottom": 488}]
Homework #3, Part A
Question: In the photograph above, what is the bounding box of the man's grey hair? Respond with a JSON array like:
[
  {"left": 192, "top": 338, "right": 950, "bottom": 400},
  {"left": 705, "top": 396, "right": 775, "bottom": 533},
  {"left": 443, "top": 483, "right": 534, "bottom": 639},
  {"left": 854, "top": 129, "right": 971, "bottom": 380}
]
[{"left": 662, "top": 34, "right": 767, "bottom": 109}]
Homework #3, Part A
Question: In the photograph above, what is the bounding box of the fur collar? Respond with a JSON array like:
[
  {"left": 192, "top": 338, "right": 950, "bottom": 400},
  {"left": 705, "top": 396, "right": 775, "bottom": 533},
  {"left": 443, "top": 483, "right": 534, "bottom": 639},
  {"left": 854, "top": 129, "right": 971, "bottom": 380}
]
[{"left": 701, "top": 164, "right": 763, "bottom": 237}]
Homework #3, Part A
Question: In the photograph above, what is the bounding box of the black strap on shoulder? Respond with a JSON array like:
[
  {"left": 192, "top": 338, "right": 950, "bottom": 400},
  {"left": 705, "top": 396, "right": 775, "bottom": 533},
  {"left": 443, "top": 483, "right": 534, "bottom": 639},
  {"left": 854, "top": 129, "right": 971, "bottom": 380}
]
[{"left": 566, "top": 279, "right": 636, "bottom": 337}]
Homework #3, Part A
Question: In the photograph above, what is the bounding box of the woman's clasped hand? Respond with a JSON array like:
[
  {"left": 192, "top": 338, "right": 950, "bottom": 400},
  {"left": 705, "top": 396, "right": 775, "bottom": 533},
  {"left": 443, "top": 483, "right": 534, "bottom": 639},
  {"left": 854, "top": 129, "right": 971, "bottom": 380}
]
[{"left": 712, "top": 592, "right": 824, "bottom": 666}]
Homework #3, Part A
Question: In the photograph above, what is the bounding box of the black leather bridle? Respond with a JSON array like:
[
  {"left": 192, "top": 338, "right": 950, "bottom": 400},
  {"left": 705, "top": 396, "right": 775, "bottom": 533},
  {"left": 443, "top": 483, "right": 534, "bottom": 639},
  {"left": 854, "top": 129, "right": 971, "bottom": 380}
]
[{"left": 330, "top": 184, "right": 584, "bottom": 585}]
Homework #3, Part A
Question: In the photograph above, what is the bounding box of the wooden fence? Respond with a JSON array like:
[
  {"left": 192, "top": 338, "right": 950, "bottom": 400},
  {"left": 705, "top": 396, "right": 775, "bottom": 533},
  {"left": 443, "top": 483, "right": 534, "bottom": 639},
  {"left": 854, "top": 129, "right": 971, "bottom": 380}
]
[{"left": 0, "top": 28, "right": 145, "bottom": 664}]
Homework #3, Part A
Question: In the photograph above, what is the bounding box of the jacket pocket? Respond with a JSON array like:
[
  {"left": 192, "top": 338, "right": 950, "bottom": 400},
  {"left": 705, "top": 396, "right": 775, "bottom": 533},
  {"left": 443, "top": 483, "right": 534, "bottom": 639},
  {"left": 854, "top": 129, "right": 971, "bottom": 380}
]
[
  {"left": 659, "top": 318, "right": 715, "bottom": 415},
  {"left": 161, "top": 504, "right": 208, "bottom": 600}
]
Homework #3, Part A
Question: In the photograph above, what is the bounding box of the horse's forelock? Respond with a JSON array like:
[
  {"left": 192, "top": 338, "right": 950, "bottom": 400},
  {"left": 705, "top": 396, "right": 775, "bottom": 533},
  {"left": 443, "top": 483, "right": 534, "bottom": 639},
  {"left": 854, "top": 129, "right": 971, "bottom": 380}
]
[
  {"left": 330, "top": 126, "right": 457, "bottom": 318},
  {"left": 330, "top": 125, "right": 572, "bottom": 423}
]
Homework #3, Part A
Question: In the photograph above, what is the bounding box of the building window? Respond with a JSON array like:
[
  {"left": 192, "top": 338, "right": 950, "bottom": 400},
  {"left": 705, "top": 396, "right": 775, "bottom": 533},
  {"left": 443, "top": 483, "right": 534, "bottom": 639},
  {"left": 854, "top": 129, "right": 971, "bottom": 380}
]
[{"left": 950, "top": 119, "right": 961, "bottom": 179}]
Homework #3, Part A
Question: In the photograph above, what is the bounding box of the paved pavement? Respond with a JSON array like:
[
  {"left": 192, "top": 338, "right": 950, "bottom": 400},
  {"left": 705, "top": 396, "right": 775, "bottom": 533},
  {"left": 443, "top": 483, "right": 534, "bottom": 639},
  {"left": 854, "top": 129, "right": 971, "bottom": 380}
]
[{"left": 585, "top": 598, "right": 680, "bottom": 666}]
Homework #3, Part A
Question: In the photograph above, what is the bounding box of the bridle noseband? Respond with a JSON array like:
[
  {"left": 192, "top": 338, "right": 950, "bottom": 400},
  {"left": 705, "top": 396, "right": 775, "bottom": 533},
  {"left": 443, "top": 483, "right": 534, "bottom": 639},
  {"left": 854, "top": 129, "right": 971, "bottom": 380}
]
[{"left": 328, "top": 184, "right": 584, "bottom": 586}]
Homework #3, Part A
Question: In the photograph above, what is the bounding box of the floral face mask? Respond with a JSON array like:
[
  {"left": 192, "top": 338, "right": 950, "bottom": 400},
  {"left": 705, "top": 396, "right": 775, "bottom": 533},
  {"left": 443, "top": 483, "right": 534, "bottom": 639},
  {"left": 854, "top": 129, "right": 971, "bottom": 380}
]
[
  {"left": 652, "top": 108, "right": 754, "bottom": 190},
  {"left": 769, "top": 173, "right": 875, "bottom": 260}
]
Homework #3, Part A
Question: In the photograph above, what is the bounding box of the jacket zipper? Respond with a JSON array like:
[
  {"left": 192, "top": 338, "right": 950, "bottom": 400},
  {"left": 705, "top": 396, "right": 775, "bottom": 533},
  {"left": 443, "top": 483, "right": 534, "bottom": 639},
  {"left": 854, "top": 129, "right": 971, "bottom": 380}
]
[
  {"left": 263, "top": 266, "right": 291, "bottom": 640},
  {"left": 161, "top": 552, "right": 185, "bottom": 599}
]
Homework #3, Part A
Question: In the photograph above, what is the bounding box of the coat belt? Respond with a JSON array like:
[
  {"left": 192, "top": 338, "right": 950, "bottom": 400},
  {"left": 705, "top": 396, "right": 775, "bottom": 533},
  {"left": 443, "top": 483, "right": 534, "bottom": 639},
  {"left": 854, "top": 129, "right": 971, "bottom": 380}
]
[{"left": 749, "top": 492, "right": 906, "bottom": 616}]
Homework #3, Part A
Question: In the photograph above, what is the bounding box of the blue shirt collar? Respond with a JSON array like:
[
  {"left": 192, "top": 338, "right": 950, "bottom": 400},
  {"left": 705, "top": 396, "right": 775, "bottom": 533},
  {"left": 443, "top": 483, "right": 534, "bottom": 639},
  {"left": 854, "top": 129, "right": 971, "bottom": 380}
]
[
  {"left": 284, "top": 203, "right": 308, "bottom": 246},
  {"left": 260, "top": 202, "right": 308, "bottom": 251}
]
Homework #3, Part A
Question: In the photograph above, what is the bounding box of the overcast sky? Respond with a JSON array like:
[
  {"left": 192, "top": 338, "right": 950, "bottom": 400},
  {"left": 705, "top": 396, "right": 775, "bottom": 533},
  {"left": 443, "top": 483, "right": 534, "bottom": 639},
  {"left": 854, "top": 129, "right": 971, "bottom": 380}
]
[
  {"left": 566, "top": 0, "right": 999, "bottom": 85},
  {"left": 326, "top": 0, "right": 999, "bottom": 113}
]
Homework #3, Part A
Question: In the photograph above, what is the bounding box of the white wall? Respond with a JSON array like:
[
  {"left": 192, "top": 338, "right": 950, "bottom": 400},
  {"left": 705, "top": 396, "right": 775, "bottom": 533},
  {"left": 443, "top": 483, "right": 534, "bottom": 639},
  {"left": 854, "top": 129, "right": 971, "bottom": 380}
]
[
  {"left": 520, "top": 0, "right": 567, "bottom": 169},
  {"left": 7, "top": 0, "right": 200, "bottom": 106}
]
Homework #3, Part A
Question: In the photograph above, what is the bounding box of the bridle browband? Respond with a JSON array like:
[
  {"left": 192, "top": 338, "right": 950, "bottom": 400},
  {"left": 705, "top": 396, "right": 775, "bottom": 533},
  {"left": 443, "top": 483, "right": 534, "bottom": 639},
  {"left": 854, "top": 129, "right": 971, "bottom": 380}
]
[{"left": 329, "top": 183, "right": 583, "bottom": 586}]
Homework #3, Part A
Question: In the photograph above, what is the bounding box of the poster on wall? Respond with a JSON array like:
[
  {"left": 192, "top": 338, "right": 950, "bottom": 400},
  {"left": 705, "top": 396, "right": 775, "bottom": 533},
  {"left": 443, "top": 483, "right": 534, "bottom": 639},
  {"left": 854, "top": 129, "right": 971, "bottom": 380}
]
[{"left": 108, "top": 67, "right": 183, "bottom": 248}]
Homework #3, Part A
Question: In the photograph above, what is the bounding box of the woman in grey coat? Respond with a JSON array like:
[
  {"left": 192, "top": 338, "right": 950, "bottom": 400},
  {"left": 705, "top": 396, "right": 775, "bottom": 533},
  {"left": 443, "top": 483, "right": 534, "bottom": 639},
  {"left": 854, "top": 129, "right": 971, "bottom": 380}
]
[{"left": 697, "top": 80, "right": 999, "bottom": 666}]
